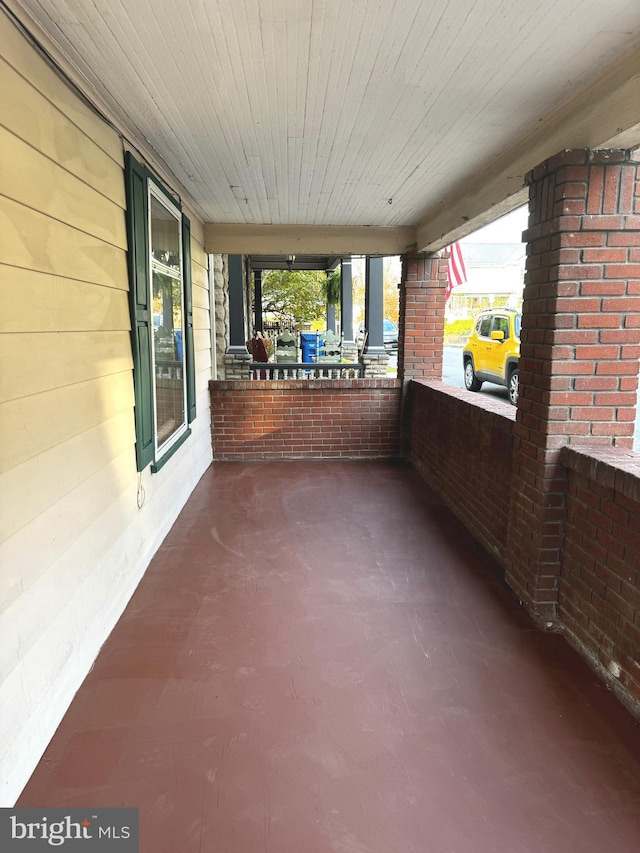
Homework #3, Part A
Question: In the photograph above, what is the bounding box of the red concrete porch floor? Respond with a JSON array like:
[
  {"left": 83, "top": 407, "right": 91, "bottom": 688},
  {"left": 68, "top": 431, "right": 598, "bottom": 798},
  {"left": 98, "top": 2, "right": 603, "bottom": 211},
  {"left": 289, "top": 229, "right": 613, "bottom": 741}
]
[{"left": 19, "top": 461, "right": 640, "bottom": 852}]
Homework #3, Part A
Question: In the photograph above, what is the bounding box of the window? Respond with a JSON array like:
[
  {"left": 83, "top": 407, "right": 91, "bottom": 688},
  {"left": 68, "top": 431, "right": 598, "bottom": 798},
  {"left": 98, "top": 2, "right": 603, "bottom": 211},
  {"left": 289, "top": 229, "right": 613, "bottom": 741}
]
[
  {"left": 125, "top": 153, "right": 196, "bottom": 472},
  {"left": 492, "top": 315, "right": 509, "bottom": 339},
  {"left": 478, "top": 315, "right": 492, "bottom": 337},
  {"left": 514, "top": 314, "right": 522, "bottom": 338}
]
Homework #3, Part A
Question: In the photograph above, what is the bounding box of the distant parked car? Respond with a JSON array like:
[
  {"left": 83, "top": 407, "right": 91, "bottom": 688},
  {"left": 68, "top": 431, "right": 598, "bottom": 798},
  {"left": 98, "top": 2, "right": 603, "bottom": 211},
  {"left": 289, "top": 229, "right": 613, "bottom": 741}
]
[
  {"left": 356, "top": 319, "right": 398, "bottom": 353},
  {"left": 462, "top": 309, "right": 521, "bottom": 405}
]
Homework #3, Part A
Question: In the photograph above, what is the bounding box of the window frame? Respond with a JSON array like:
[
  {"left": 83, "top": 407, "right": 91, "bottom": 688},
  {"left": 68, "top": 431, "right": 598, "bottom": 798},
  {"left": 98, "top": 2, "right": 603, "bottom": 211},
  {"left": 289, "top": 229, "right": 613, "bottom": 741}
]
[
  {"left": 478, "top": 315, "right": 492, "bottom": 338},
  {"left": 491, "top": 315, "right": 510, "bottom": 340},
  {"left": 148, "top": 181, "right": 188, "bottom": 461},
  {"left": 125, "top": 152, "right": 196, "bottom": 473}
]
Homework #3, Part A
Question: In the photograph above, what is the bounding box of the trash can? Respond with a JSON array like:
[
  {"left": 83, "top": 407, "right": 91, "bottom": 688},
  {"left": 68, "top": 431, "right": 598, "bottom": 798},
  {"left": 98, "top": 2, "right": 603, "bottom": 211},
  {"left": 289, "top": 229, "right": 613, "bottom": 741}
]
[
  {"left": 300, "top": 331, "right": 323, "bottom": 362},
  {"left": 174, "top": 329, "right": 183, "bottom": 361}
]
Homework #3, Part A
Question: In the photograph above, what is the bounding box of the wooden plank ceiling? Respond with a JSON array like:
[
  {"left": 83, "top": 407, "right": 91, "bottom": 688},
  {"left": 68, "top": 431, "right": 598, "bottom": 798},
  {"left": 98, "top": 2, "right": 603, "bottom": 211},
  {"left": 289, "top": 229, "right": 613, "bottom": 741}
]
[{"left": 9, "top": 0, "right": 640, "bottom": 249}]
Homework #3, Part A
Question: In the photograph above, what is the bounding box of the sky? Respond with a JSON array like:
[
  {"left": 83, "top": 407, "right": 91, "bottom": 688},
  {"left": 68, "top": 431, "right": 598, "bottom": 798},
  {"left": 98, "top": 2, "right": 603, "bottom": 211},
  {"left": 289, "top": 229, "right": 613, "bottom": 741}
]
[
  {"left": 462, "top": 205, "right": 528, "bottom": 244},
  {"left": 352, "top": 203, "right": 529, "bottom": 293}
]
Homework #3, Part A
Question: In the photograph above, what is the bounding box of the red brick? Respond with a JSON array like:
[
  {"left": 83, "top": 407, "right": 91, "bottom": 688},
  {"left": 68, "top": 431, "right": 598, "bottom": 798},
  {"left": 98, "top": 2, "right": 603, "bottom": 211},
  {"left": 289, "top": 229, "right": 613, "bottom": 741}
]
[
  {"left": 557, "top": 265, "right": 603, "bottom": 281},
  {"left": 573, "top": 376, "right": 618, "bottom": 391},
  {"left": 581, "top": 215, "right": 624, "bottom": 230},
  {"left": 582, "top": 248, "right": 628, "bottom": 263},
  {"left": 570, "top": 407, "right": 614, "bottom": 420},
  {"left": 586, "top": 166, "right": 605, "bottom": 214},
  {"left": 560, "top": 232, "right": 605, "bottom": 247},
  {"left": 596, "top": 361, "right": 640, "bottom": 375},
  {"left": 560, "top": 200, "right": 586, "bottom": 215},
  {"left": 580, "top": 285, "right": 631, "bottom": 305},
  {"left": 591, "top": 423, "right": 635, "bottom": 436},
  {"left": 578, "top": 314, "right": 622, "bottom": 328},
  {"left": 575, "top": 345, "right": 619, "bottom": 360},
  {"left": 599, "top": 329, "right": 640, "bottom": 343},
  {"left": 607, "top": 232, "right": 640, "bottom": 246},
  {"left": 551, "top": 330, "right": 597, "bottom": 344},
  {"left": 603, "top": 165, "right": 623, "bottom": 214}
]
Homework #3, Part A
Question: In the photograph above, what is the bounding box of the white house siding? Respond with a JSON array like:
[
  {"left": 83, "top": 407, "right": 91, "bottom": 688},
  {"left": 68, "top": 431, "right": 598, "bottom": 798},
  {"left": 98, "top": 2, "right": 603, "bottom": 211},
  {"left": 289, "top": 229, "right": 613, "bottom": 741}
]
[{"left": 0, "top": 13, "right": 213, "bottom": 804}]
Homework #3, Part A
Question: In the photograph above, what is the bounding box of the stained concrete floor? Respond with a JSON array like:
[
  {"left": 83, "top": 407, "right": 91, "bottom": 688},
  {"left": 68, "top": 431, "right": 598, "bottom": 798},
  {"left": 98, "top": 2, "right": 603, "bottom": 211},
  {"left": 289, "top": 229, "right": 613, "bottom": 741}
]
[{"left": 19, "top": 461, "right": 640, "bottom": 852}]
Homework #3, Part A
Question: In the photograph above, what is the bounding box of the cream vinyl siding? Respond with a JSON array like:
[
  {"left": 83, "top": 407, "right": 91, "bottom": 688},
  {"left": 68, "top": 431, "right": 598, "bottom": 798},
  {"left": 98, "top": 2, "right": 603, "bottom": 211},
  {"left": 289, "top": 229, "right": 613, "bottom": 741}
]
[{"left": 0, "top": 12, "right": 212, "bottom": 805}]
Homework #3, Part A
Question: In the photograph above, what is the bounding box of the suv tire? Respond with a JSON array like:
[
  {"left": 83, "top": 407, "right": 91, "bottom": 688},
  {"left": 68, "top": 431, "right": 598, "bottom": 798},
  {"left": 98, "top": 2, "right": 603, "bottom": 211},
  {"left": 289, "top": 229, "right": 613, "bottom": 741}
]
[
  {"left": 508, "top": 368, "right": 519, "bottom": 406},
  {"left": 464, "top": 359, "right": 482, "bottom": 392}
]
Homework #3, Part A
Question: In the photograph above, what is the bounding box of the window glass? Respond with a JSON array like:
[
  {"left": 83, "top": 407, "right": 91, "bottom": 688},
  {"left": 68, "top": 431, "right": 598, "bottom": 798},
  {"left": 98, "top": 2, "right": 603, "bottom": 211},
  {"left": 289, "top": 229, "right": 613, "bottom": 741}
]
[
  {"left": 149, "top": 190, "right": 185, "bottom": 452},
  {"left": 478, "top": 315, "right": 492, "bottom": 337},
  {"left": 514, "top": 314, "right": 522, "bottom": 338},
  {"left": 492, "top": 315, "right": 509, "bottom": 338}
]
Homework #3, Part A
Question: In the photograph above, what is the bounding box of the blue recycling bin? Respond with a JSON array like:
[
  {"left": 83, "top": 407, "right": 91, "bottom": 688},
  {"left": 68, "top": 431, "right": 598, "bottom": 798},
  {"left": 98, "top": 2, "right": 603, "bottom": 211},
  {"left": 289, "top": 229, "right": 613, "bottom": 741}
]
[
  {"left": 300, "top": 331, "right": 324, "bottom": 363},
  {"left": 174, "top": 329, "right": 183, "bottom": 360}
]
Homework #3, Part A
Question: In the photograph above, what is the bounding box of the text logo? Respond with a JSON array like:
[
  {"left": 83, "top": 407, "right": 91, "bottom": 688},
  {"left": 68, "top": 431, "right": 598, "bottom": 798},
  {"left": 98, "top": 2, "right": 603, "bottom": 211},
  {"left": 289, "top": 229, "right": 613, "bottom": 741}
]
[{"left": 1, "top": 808, "right": 138, "bottom": 851}]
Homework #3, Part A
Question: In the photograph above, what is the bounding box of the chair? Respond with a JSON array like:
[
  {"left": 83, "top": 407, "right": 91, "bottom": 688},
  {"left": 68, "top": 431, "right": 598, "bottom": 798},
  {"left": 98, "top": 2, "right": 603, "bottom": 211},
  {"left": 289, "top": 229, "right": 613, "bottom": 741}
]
[
  {"left": 249, "top": 333, "right": 269, "bottom": 379},
  {"left": 275, "top": 331, "right": 297, "bottom": 363},
  {"left": 317, "top": 330, "right": 342, "bottom": 363},
  {"left": 317, "top": 330, "right": 342, "bottom": 377}
]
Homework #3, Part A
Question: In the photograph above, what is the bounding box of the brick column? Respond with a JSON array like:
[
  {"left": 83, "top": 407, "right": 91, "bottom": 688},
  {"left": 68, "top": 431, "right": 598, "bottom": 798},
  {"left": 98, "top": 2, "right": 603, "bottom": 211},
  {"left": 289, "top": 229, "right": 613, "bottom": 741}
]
[
  {"left": 397, "top": 252, "right": 448, "bottom": 454},
  {"left": 398, "top": 251, "right": 448, "bottom": 385},
  {"left": 506, "top": 148, "right": 640, "bottom": 621}
]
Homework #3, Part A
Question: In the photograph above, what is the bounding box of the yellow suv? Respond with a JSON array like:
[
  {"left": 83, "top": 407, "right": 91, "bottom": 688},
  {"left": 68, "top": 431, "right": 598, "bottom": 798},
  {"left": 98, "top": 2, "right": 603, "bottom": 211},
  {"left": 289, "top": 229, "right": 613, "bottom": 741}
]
[{"left": 462, "top": 309, "right": 521, "bottom": 405}]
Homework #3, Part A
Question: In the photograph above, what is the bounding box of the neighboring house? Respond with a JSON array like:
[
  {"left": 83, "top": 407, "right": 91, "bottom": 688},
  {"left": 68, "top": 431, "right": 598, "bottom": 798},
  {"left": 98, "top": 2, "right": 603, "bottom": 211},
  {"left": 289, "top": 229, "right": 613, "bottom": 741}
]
[
  {"left": 446, "top": 243, "right": 526, "bottom": 318},
  {"left": 0, "top": 13, "right": 215, "bottom": 803}
]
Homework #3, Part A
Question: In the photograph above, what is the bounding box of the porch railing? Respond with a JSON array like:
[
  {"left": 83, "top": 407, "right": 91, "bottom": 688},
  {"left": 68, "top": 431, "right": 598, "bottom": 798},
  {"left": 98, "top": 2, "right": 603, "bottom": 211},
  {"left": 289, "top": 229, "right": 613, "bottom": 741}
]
[{"left": 249, "top": 362, "right": 364, "bottom": 380}]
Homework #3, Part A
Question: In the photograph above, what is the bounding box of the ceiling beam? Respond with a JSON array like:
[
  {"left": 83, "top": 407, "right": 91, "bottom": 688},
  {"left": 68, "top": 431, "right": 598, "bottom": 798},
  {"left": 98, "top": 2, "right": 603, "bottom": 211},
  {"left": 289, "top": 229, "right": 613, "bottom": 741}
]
[
  {"left": 205, "top": 224, "right": 416, "bottom": 256},
  {"left": 248, "top": 256, "right": 332, "bottom": 271},
  {"left": 417, "top": 46, "right": 640, "bottom": 252}
]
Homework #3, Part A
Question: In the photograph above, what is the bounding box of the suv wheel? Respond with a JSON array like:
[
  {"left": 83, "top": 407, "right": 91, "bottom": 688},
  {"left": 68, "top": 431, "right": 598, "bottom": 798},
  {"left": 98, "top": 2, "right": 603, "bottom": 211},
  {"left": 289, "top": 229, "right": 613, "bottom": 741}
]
[
  {"left": 464, "top": 360, "right": 482, "bottom": 392},
  {"left": 508, "top": 368, "right": 519, "bottom": 406}
]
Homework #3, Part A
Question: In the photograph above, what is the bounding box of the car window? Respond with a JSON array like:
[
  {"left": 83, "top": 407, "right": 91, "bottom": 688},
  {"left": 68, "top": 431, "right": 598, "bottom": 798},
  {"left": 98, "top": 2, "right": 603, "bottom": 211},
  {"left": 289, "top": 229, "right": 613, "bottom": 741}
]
[
  {"left": 478, "top": 316, "right": 492, "bottom": 337},
  {"left": 514, "top": 314, "right": 522, "bottom": 338},
  {"left": 492, "top": 316, "right": 509, "bottom": 338}
]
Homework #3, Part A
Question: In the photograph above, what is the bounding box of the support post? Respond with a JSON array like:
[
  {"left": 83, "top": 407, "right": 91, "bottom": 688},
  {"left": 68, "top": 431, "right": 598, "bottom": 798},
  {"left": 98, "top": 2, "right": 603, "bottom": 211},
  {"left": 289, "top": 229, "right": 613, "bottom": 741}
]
[
  {"left": 397, "top": 252, "right": 448, "bottom": 386},
  {"left": 362, "top": 257, "right": 388, "bottom": 376},
  {"left": 254, "top": 269, "right": 263, "bottom": 333},
  {"left": 506, "top": 148, "right": 640, "bottom": 621},
  {"left": 326, "top": 269, "right": 336, "bottom": 333},
  {"left": 340, "top": 258, "right": 357, "bottom": 362},
  {"left": 225, "top": 253, "right": 250, "bottom": 379}
]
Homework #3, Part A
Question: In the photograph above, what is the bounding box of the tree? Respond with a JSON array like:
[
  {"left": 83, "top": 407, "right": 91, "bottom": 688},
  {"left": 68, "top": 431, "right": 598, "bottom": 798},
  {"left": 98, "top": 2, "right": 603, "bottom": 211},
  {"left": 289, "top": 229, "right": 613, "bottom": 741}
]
[
  {"left": 325, "top": 269, "right": 341, "bottom": 306},
  {"left": 261, "top": 269, "right": 327, "bottom": 326},
  {"left": 351, "top": 257, "right": 400, "bottom": 326}
]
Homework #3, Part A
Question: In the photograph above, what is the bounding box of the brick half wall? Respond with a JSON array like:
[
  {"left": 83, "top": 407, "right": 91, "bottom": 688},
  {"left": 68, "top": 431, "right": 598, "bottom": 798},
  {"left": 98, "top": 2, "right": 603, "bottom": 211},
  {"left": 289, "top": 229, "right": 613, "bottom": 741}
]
[
  {"left": 209, "top": 379, "right": 402, "bottom": 460},
  {"left": 559, "top": 445, "right": 640, "bottom": 709},
  {"left": 409, "top": 381, "right": 516, "bottom": 567}
]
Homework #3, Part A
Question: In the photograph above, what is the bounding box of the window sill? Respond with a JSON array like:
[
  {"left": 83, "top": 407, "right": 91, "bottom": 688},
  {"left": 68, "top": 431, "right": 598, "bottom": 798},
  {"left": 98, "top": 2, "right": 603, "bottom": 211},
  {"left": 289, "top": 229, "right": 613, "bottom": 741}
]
[{"left": 151, "top": 427, "right": 191, "bottom": 473}]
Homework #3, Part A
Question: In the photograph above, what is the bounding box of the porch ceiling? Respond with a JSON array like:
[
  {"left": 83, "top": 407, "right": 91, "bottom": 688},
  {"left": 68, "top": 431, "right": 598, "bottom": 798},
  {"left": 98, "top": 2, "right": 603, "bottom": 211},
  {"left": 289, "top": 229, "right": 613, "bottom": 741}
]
[{"left": 9, "top": 0, "right": 640, "bottom": 250}]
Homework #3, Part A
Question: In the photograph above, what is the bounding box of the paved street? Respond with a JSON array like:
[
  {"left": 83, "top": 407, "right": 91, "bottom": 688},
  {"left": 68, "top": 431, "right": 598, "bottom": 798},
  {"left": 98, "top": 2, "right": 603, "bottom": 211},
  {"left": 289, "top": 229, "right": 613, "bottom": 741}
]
[
  {"left": 441, "top": 346, "right": 639, "bottom": 448},
  {"left": 442, "top": 345, "right": 510, "bottom": 403}
]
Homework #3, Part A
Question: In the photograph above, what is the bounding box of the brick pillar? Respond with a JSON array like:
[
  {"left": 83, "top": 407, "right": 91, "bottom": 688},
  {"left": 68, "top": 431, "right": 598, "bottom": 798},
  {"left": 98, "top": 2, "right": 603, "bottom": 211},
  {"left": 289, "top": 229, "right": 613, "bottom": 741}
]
[
  {"left": 397, "top": 252, "right": 448, "bottom": 454},
  {"left": 398, "top": 251, "right": 448, "bottom": 385},
  {"left": 506, "top": 148, "right": 640, "bottom": 621}
]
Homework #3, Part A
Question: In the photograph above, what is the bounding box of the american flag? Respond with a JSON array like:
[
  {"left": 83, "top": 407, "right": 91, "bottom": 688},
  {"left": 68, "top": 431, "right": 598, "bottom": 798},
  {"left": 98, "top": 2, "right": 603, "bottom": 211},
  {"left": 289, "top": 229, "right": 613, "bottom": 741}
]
[{"left": 446, "top": 242, "right": 467, "bottom": 301}]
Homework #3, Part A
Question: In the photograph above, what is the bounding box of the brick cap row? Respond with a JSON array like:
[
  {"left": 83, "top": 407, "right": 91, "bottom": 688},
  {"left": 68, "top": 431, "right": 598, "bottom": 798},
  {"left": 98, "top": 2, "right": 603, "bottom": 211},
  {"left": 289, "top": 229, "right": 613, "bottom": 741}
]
[
  {"left": 210, "top": 379, "right": 402, "bottom": 390},
  {"left": 561, "top": 444, "right": 640, "bottom": 500},
  {"left": 525, "top": 148, "right": 640, "bottom": 184}
]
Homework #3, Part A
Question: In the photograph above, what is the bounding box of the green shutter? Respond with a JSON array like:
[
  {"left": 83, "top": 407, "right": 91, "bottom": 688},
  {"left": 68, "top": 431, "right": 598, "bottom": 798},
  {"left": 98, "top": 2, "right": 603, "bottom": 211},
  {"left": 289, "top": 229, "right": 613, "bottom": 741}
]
[
  {"left": 182, "top": 215, "right": 197, "bottom": 423},
  {"left": 124, "top": 152, "right": 155, "bottom": 471}
]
